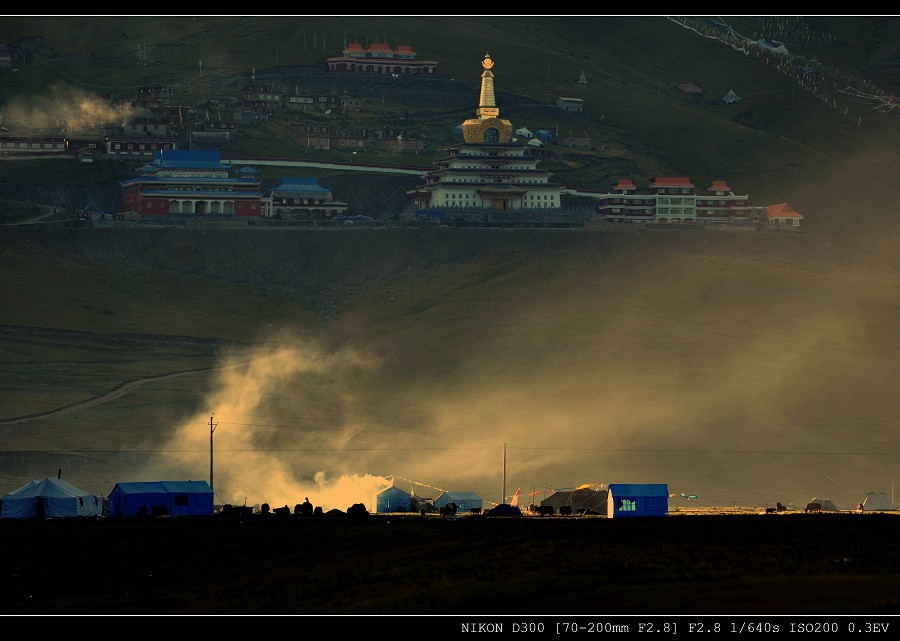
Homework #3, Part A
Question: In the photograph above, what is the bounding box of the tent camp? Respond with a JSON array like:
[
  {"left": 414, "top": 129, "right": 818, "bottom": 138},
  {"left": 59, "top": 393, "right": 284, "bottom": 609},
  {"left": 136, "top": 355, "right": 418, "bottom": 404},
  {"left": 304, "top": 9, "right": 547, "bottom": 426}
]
[
  {"left": 860, "top": 491, "right": 894, "bottom": 511},
  {"left": 107, "top": 480, "right": 213, "bottom": 517},
  {"left": 607, "top": 483, "right": 668, "bottom": 518},
  {"left": 375, "top": 486, "right": 412, "bottom": 513},
  {"left": 805, "top": 497, "right": 840, "bottom": 512},
  {"left": 541, "top": 485, "right": 608, "bottom": 514},
  {"left": 0, "top": 476, "right": 103, "bottom": 519}
]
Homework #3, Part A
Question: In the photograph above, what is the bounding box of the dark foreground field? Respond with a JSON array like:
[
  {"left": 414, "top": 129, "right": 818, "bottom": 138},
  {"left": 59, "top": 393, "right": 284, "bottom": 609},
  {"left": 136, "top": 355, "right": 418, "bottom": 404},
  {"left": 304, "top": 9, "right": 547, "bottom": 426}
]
[{"left": 2, "top": 512, "right": 899, "bottom": 617}]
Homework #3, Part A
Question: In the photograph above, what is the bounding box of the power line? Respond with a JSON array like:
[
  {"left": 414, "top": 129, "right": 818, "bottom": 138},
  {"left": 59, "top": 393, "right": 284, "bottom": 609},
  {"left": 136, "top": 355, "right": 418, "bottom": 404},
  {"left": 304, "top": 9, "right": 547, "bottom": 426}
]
[{"left": 1, "top": 446, "right": 898, "bottom": 456}]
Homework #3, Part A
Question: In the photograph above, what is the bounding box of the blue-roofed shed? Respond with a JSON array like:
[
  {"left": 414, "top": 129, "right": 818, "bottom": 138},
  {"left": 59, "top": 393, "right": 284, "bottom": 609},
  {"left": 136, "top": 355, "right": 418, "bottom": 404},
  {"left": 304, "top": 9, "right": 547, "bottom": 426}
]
[
  {"left": 272, "top": 177, "right": 332, "bottom": 198},
  {"left": 607, "top": 483, "right": 668, "bottom": 518},
  {"left": 375, "top": 486, "right": 413, "bottom": 513},
  {"left": 150, "top": 149, "right": 228, "bottom": 169},
  {"left": 108, "top": 480, "right": 214, "bottom": 517}
]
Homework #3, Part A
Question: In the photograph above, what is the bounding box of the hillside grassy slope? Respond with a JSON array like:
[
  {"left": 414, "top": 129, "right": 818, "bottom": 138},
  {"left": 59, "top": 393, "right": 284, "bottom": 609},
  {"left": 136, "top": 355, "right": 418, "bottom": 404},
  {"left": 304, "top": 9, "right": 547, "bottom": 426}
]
[{"left": 1, "top": 17, "right": 900, "bottom": 513}]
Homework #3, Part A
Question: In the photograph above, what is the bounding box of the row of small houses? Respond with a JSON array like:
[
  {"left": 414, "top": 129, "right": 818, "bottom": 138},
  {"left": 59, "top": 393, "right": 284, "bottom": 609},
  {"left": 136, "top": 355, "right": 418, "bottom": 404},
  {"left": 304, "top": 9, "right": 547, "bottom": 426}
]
[
  {"left": 0, "top": 120, "right": 430, "bottom": 158},
  {"left": 0, "top": 477, "right": 670, "bottom": 519},
  {"left": 376, "top": 483, "right": 670, "bottom": 518}
]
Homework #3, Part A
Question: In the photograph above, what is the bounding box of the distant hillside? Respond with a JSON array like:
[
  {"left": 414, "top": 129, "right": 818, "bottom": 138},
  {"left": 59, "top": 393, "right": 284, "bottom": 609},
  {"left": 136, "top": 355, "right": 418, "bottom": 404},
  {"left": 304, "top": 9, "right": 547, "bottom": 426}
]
[
  {"left": 3, "top": 17, "right": 900, "bottom": 512},
  {"left": 1, "top": 16, "right": 898, "bottom": 232}
]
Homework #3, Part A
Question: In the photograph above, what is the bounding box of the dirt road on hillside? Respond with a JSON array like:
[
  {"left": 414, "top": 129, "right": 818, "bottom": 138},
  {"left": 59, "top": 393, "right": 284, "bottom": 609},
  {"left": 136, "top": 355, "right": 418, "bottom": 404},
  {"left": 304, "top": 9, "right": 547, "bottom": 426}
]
[
  {"left": 0, "top": 367, "right": 217, "bottom": 433},
  {"left": 0, "top": 325, "right": 249, "bottom": 433}
]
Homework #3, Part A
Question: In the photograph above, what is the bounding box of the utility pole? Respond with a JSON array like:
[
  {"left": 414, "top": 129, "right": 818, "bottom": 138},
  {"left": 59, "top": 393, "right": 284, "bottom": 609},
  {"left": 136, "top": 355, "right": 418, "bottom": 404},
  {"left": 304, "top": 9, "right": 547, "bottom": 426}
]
[
  {"left": 502, "top": 442, "right": 507, "bottom": 505},
  {"left": 209, "top": 414, "right": 218, "bottom": 494}
]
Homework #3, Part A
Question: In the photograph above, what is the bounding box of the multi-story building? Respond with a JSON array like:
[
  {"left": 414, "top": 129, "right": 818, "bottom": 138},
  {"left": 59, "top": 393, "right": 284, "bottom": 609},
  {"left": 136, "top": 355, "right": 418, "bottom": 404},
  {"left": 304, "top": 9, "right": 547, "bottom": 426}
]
[
  {"left": 0, "top": 134, "right": 67, "bottom": 154},
  {"left": 124, "top": 115, "right": 172, "bottom": 136},
  {"left": 327, "top": 42, "right": 437, "bottom": 76},
  {"left": 653, "top": 176, "right": 698, "bottom": 223},
  {"left": 695, "top": 179, "right": 752, "bottom": 223},
  {"left": 106, "top": 137, "right": 177, "bottom": 157},
  {"left": 596, "top": 177, "right": 750, "bottom": 224},
  {"left": 191, "top": 120, "right": 237, "bottom": 146},
  {"left": 119, "top": 149, "right": 263, "bottom": 218},
  {"left": 407, "top": 53, "right": 564, "bottom": 218},
  {"left": 262, "top": 177, "right": 348, "bottom": 221}
]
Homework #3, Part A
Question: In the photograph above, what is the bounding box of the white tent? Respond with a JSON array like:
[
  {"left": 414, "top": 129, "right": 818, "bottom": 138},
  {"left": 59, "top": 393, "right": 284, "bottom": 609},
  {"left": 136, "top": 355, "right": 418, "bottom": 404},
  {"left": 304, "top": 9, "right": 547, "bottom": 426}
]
[
  {"left": 861, "top": 491, "right": 894, "bottom": 511},
  {"left": 723, "top": 89, "right": 742, "bottom": 104},
  {"left": 0, "top": 477, "right": 103, "bottom": 519},
  {"left": 805, "top": 497, "right": 840, "bottom": 512}
]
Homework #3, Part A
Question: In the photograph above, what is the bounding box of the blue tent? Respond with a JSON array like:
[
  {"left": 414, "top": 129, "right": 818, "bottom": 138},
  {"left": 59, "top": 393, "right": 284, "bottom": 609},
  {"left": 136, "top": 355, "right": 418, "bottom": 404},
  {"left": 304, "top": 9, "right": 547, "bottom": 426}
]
[
  {"left": 435, "top": 491, "right": 482, "bottom": 513},
  {"left": 607, "top": 483, "right": 668, "bottom": 518},
  {"left": 108, "top": 480, "right": 213, "bottom": 517},
  {"left": 375, "top": 486, "right": 412, "bottom": 513}
]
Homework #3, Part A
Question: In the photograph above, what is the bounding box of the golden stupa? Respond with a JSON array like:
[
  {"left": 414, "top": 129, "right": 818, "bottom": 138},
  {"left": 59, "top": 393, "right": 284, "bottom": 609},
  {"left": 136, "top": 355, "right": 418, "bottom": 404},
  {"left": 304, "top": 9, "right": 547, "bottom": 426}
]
[{"left": 461, "top": 52, "right": 514, "bottom": 144}]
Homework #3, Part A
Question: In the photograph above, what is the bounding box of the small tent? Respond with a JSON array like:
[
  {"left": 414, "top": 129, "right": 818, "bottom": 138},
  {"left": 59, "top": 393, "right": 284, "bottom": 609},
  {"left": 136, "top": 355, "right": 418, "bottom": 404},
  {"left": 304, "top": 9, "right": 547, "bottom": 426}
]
[
  {"left": 0, "top": 477, "right": 103, "bottom": 519},
  {"left": 411, "top": 494, "right": 436, "bottom": 513},
  {"left": 542, "top": 485, "right": 608, "bottom": 514},
  {"left": 723, "top": 89, "right": 742, "bottom": 104},
  {"left": 487, "top": 503, "right": 522, "bottom": 517},
  {"left": 607, "top": 483, "right": 669, "bottom": 518},
  {"left": 375, "top": 486, "right": 412, "bottom": 513},
  {"left": 435, "top": 491, "right": 482, "bottom": 513},
  {"left": 860, "top": 491, "right": 894, "bottom": 511},
  {"left": 805, "top": 497, "right": 840, "bottom": 512},
  {"left": 108, "top": 480, "right": 213, "bottom": 517},
  {"left": 515, "top": 126, "right": 533, "bottom": 139}
]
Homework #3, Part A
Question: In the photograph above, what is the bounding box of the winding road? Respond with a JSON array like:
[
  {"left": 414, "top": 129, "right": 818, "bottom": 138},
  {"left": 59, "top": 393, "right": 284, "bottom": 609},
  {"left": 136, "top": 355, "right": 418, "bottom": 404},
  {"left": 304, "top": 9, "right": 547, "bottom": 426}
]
[{"left": 0, "top": 367, "right": 218, "bottom": 434}]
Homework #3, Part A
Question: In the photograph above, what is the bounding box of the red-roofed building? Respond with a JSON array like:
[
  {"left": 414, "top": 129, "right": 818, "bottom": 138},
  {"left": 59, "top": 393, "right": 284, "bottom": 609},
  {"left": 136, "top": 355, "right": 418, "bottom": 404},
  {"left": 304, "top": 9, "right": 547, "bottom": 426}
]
[
  {"left": 696, "top": 179, "right": 751, "bottom": 223},
  {"left": 597, "top": 177, "right": 752, "bottom": 224},
  {"left": 595, "top": 177, "right": 655, "bottom": 222},
  {"left": 767, "top": 202, "right": 804, "bottom": 227},
  {"left": 327, "top": 42, "right": 437, "bottom": 76}
]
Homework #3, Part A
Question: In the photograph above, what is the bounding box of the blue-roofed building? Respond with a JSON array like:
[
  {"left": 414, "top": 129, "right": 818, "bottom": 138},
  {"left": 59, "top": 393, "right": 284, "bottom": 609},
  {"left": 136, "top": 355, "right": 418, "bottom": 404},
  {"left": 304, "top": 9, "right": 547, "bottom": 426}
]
[
  {"left": 120, "top": 149, "right": 264, "bottom": 218},
  {"left": 263, "top": 177, "right": 349, "bottom": 221},
  {"left": 107, "top": 480, "right": 214, "bottom": 517},
  {"left": 607, "top": 483, "right": 668, "bottom": 518},
  {"left": 375, "top": 486, "right": 413, "bottom": 513}
]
